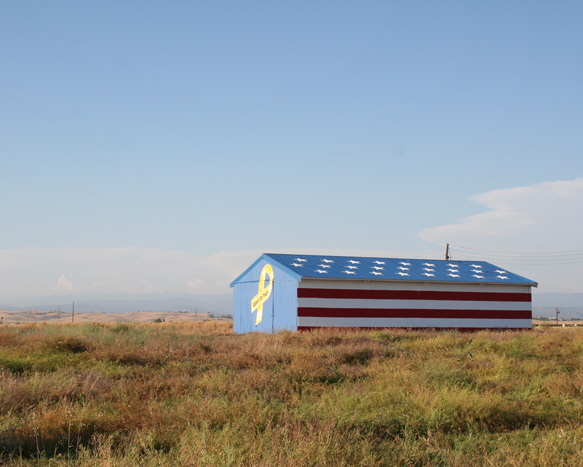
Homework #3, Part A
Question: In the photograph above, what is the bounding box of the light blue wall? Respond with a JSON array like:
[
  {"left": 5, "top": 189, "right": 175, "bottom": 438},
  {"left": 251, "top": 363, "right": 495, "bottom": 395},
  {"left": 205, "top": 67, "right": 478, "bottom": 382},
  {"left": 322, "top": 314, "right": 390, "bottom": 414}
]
[{"left": 232, "top": 257, "right": 299, "bottom": 333}]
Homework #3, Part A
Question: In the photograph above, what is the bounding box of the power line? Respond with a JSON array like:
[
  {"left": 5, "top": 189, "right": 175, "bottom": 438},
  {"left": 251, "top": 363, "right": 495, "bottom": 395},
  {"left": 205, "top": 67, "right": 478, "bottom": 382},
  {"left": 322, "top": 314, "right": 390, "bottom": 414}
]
[
  {"left": 449, "top": 245, "right": 583, "bottom": 265},
  {"left": 451, "top": 245, "right": 583, "bottom": 257}
]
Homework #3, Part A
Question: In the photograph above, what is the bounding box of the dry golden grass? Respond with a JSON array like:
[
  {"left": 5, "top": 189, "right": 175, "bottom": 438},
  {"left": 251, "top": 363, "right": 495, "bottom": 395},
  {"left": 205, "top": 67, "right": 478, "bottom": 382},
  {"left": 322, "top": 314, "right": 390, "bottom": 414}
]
[{"left": 0, "top": 323, "right": 582, "bottom": 466}]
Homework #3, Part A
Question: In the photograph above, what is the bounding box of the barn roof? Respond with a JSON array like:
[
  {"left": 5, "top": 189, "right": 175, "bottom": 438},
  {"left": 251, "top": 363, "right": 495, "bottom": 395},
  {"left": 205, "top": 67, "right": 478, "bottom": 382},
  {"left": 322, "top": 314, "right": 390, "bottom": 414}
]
[{"left": 231, "top": 253, "right": 537, "bottom": 286}]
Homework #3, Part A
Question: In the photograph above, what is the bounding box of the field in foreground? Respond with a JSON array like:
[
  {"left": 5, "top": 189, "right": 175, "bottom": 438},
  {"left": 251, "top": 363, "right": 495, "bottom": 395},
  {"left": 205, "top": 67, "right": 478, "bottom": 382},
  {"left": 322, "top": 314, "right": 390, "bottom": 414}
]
[{"left": 0, "top": 323, "right": 582, "bottom": 466}]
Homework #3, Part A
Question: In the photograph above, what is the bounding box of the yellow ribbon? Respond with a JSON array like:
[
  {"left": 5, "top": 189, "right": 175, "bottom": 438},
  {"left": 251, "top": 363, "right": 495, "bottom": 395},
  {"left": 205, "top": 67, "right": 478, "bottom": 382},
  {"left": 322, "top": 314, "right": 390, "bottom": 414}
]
[{"left": 251, "top": 264, "right": 274, "bottom": 325}]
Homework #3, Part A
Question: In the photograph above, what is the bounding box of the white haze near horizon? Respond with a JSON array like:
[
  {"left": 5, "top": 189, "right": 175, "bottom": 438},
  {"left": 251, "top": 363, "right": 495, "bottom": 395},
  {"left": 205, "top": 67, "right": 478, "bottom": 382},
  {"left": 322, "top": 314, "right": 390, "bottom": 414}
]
[{"left": 1, "top": 178, "right": 581, "bottom": 306}]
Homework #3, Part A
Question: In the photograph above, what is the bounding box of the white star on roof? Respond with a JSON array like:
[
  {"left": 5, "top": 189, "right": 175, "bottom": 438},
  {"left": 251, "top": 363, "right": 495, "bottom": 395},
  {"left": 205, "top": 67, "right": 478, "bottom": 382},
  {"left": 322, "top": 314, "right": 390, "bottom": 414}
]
[
  {"left": 321, "top": 259, "right": 334, "bottom": 263},
  {"left": 318, "top": 264, "right": 331, "bottom": 268},
  {"left": 423, "top": 263, "right": 435, "bottom": 267},
  {"left": 315, "top": 269, "right": 328, "bottom": 274},
  {"left": 343, "top": 270, "right": 356, "bottom": 274},
  {"left": 396, "top": 272, "right": 409, "bottom": 276},
  {"left": 497, "top": 275, "right": 509, "bottom": 279},
  {"left": 370, "top": 271, "right": 383, "bottom": 276},
  {"left": 422, "top": 273, "right": 435, "bottom": 277},
  {"left": 447, "top": 263, "right": 458, "bottom": 268},
  {"left": 447, "top": 268, "right": 458, "bottom": 272},
  {"left": 373, "top": 261, "right": 385, "bottom": 265},
  {"left": 400, "top": 262, "right": 411, "bottom": 265},
  {"left": 294, "top": 258, "right": 307, "bottom": 262},
  {"left": 471, "top": 264, "right": 482, "bottom": 268},
  {"left": 470, "top": 269, "right": 482, "bottom": 273},
  {"left": 423, "top": 268, "right": 434, "bottom": 272},
  {"left": 372, "top": 266, "right": 384, "bottom": 270},
  {"left": 291, "top": 263, "right": 303, "bottom": 267},
  {"left": 495, "top": 270, "right": 507, "bottom": 274},
  {"left": 347, "top": 260, "right": 360, "bottom": 264},
  {"left": 346, "top": 265, "right": 358, "bottom": 269},
  {"left": 397, "top": 266, "right": 409, "bottom": 271},
  {"left": 448, "top": 274, "right": 460, "bottom": 278},
  {"left": 473, "top": 275, "right": 484, "bottom": 278}
]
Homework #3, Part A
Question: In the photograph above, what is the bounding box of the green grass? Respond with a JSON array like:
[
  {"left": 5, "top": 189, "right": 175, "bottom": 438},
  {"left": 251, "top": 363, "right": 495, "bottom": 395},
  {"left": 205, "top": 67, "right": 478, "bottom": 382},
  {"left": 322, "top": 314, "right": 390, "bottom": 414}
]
[{"left": 0, "top": 322, "right": 582, "bottom": 466}]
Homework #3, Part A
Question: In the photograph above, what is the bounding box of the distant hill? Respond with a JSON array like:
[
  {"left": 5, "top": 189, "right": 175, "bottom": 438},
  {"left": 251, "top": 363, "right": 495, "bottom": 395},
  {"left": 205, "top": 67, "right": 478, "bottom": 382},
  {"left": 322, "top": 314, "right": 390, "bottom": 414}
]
[
  {"left": 532, "top": 293, "right": 583, "bottom": 319},
  {"left": 0, "top": 293, "right": 233, "bottom": 316},
  {"left": 533, "top": 307, "right": 583, "bottom": 320},
  {"left": 2, "top": 291, "right": 582, "bottom": 319}
]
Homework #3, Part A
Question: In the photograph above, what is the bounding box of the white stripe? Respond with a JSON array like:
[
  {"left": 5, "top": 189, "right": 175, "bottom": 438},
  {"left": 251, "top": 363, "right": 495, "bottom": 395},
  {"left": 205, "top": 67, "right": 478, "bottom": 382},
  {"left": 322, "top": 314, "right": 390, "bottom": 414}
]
[
  {"left": 299, "top": 279, "right": 531, "bottom": 293},
  {"left": 298, "top": 317, "right": 531, "bottom": 328},
  {"left": 298, "top": 297, "right": 531, "bottom": 311}
]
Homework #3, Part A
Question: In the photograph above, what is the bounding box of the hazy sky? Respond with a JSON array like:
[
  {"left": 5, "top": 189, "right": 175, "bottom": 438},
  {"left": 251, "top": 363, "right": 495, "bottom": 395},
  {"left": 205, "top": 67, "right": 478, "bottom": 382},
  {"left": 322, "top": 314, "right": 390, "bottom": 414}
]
[{"left": 2, "top": 1, "right": 582, "bottom": 303}]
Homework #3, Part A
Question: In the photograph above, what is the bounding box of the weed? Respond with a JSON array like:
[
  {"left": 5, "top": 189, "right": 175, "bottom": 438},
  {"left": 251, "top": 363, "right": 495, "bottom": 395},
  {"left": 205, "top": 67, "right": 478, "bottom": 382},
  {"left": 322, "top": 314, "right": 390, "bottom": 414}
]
[{"left": 0, "top": 324, "right": 582, "bottom": 466}]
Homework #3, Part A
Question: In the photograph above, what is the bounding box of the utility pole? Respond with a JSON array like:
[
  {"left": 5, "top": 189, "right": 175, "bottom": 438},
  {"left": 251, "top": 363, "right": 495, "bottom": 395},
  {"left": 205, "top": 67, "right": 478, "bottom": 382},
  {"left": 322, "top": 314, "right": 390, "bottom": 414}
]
[
  {"left": 445, "top": 243, "right": 450, "bottom": 261},
  {"left": 556, "top": 308, "right": 560, "bottom": 325},
  {"left": 72, "top": 301, "right": 75, "bottom": 324}
]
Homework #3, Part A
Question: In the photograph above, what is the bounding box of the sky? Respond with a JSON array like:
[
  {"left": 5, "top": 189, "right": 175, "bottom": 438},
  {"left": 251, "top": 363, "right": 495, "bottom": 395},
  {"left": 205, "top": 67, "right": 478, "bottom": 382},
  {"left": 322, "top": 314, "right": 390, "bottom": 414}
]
[{"left": 1, "top": 1, "right": 582, "bottom": 304}]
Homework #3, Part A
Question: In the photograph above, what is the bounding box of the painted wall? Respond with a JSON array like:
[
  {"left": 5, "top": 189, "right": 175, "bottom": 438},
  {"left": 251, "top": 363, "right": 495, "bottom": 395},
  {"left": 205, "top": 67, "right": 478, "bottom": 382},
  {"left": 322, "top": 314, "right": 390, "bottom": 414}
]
[
  {"left": 232, "top": 258, "right": 534, "bottom": 332},
  {"left": 232, "top": 258, "right": 299, "bottom": 333},
  {"left": 297, "top": 279, "right": 532, "bottom": 330}
]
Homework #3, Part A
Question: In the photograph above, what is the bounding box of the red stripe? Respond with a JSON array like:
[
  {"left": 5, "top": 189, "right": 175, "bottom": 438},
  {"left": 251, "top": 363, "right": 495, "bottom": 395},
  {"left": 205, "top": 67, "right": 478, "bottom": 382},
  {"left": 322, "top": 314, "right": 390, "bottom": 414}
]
[
  {"left": 297, "top": 288, "right": 531, "bottom": 302},
  {"left": 298, "top": 307, "right": 531, "bottom": 319}
]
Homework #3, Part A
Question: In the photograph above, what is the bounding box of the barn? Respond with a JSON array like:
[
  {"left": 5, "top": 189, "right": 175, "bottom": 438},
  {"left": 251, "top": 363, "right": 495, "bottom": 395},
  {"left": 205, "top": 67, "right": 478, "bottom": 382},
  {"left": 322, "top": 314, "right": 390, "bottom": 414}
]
[{"left": 230, "top": 253, "right": 538, "bottom": 333}]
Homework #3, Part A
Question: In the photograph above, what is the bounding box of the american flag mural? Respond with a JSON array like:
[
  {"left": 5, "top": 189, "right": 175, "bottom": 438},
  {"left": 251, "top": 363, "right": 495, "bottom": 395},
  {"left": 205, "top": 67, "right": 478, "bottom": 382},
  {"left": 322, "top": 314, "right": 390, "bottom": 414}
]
[{"left": 231, "top": 254, "right": 537, "bottom": 333}]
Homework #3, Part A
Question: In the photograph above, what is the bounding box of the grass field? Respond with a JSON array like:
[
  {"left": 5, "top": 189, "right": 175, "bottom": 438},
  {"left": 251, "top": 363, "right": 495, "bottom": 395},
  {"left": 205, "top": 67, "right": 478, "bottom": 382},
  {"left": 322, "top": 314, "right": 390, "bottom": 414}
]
[{"left": 0, "top": 322, "right": 582, "bottom": 466}]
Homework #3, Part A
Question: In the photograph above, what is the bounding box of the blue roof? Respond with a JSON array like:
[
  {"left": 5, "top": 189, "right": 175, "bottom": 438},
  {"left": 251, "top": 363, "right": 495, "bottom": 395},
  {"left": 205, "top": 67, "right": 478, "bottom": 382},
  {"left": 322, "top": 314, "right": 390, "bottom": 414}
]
[{"left": 239, "top": 253, "right": 537, "bottom": 286}]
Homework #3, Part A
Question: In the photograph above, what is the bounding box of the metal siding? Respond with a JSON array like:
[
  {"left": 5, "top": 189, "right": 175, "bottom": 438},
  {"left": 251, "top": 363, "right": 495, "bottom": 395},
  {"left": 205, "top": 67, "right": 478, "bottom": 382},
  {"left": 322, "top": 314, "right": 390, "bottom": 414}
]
[
  {"left": 299, "top": 279, "right": 532, "bottom": 294},
  {"left": 232, "top": 258, "right": 298, "bottom": 333},
  {"left": 296, "top": 281, "right": 532, "bottom": 329},
  {"left": 298, "top": 298, "right": 531, "bottom": 311},
  {"left": 298, "top": 309, "right": 531, "bottom": 319},
  {"left": 233, "top": 281, "right": 258, "bottom": 333},
  {"left": 272, "top": 277, "right": 299, "bottom": 332},
  {"left": 298, "top": 317, "right": 532, "bottom": 329}
]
